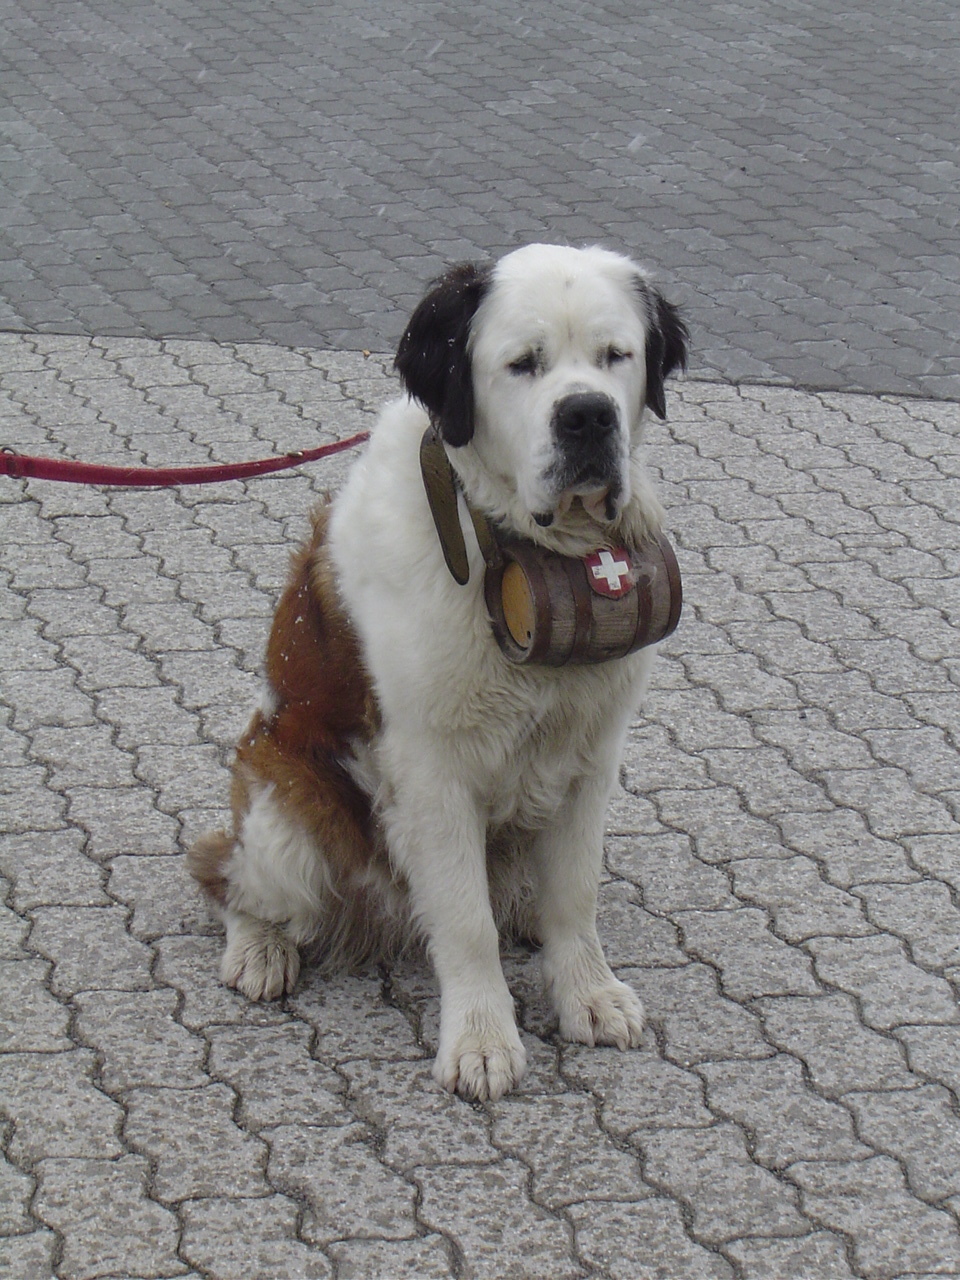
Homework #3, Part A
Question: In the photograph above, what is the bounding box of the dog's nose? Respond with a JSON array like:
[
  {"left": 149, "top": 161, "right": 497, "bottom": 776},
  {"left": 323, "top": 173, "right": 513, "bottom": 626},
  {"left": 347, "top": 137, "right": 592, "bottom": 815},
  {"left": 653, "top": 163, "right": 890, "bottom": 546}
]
[{"left": 552, "top": 392, "right": 619, "bottom": 443}]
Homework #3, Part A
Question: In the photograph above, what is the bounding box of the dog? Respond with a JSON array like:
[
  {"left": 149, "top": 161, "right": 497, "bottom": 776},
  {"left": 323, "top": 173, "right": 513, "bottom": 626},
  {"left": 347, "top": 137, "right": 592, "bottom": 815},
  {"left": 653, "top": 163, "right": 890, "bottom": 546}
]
[{"left": 189, "top": 243, "right": 688, "bottom": 1101}]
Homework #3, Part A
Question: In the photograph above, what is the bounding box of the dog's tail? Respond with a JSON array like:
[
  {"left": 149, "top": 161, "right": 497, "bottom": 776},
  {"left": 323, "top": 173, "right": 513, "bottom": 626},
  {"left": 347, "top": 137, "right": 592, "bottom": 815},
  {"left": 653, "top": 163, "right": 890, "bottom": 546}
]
[{"left": 186, "top": 830, "right": 233, "bottom": 907}]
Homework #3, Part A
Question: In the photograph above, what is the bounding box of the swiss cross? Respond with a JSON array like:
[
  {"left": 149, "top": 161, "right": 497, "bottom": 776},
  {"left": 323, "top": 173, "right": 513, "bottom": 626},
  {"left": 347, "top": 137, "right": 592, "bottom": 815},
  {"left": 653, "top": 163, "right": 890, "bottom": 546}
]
[{"left": 584, "top": 547, "right": 635, "bottom": 598}]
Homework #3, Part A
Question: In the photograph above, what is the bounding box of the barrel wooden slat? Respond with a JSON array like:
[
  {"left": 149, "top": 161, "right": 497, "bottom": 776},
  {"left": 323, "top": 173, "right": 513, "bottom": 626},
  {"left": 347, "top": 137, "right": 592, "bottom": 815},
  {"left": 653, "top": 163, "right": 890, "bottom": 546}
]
[{"left": 485, "top": 534, "right": 682, "bottom": 666}]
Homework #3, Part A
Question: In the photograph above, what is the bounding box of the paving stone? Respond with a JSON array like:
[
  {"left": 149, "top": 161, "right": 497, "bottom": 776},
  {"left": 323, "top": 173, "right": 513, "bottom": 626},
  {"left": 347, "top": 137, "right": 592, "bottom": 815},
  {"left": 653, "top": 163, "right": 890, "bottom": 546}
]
[
  {"left": 758, "top": 994, "right": 918, "bottom": 1096},
  {"left": 107, "top": 852, "right": 211, "bottom": 940},
  {"left": 698, "top": 1055, "right": 870, "bottom": 1169},
  {"left": 1, "top": 666, "right": 96, "bottom": 731},
  {"left": 675, "top": 907, "right": 821, "bottom": 1000},
  {"left": 0, "top": 894, "right": 29, "bottom": 955},
  {"left": 606, "top": 833, "right": 737, "bottom": 912},
  {"left": 67, "top": 784, "right": 179, "bottom": 859},
  {"left": 729, "top": 855, "right": 874, "bottom": 941},
  {"left": 73, "top": 988, "right": 207, "bottom": 1093},
  {"left": 651, "top": 785, "right": 784, "bottom": 865},
  {"left": 289, "top": 970, "right": 425, "bottom": 1064},
  {"left": 626, "top": 964, "right": 774, "bottom": 1066},
  {"left": 267, "top": 1122, "right": 417, "bottom": 1245},
  {"left": 636, "top": 1123, "right": 808, "bottom": 1245},
  {"left": 27, "top": 904, "right": 154, "bottom": 996},
  {"left": 703, "top": 746, "right": 834, "bottom": 818},
  {"left": 342, "top": 1057, "right": 497, "bottom": 1170},
  {"left": 490, "top": 1092, "right": 650, "bottom": 1209},
  {"left": 415, "top": 1158, "right": 585, "bottom": 1280},
  {"left": 124, "top": 1084, "right": 269, "bottom": 1202},
  {"left": 1, "top": 1050, "right": 125, "bottom": 1163},
  {"left": 806, "top": 935, "right": 959, "bottom": 1030},
  {"left": 0, "top": 830, "right": 107, "bottom": 910},
  {"left": 791, "top": 1156, "right": 960, "bottom": 1278},
  {"left": 0, "top": 1232, "right": 58, "bottom": 1280},
  {"left": 894, "top": 1025, "right": 960, "bottom": 1098},
  {"left": 597, "top": 881, "right": 689, "bottom": 968},
  {"left": 561, "top": 1043, "right": 713, "bottom": 1138},
  {"left": 853, "top": 880, "right": 960, "bottom": 970},
  {"left": 820, "top": 766, "right": 959, "bottom": 839},
  {"left": 568, "top": 1198, "right": 734, "bottom": 1280},
  {"left": 0, "top": 1149, "right": 35, "bottom": 1234},
  {"left": 906, "top": 834, "right": 960, "bottom": 894},
  {"left": 723, "top": 1231, "right": 858, "bottom": 1279},
  {"left": 0, "top": 958, "right": 71, "bottom": 1051},
  {"left": 848, "top": 1085, "right": 960, "bottom": 1200},
  {"left": 779, "top": 809, "right": 921, "bottom": 888},
  {"left": 95, "top": 684, "right": 200, "bottom": 749},
  {"left": 325, "top": 1236, "right": 455, "bottom": 1280},
  {"left": 179, "top": 1195, "right": 333, "bottom": 1279},
  {"left": 33, "top": 1155, "right": 187, "bottom": 1280},
  {"left": 207, "top": 1023, "right": 350, "bottom": 1129}
]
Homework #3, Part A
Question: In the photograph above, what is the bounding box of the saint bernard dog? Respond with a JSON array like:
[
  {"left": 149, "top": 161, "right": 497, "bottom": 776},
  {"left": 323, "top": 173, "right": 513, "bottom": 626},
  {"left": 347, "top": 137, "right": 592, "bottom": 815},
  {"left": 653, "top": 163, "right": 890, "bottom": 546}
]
[{"left": 189, "top": 243, "right": 688, "bottom": 1101}]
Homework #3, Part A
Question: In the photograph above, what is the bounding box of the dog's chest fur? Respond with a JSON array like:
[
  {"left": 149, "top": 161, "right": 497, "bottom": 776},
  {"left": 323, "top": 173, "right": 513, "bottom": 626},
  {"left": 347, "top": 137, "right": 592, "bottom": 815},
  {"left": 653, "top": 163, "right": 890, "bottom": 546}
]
[{"left": 326, "top": 399, "right": 652, "bottom": 837}]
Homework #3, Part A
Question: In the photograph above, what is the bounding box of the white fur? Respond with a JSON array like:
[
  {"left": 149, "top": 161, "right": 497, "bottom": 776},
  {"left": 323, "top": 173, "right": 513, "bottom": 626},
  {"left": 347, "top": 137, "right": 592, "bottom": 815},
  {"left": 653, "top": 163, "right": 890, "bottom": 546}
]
[
  {"left": 221, "top": 245, "right": 676, "bottom": 1100},
  {"left": 328, "top": 246, "right": 663, "bottom": 1098}
]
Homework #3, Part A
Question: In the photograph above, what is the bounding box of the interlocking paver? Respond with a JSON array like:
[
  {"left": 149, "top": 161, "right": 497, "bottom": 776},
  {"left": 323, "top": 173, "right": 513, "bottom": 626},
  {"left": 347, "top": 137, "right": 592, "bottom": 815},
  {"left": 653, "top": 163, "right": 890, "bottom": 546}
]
[
  {"left": 207, "top": 1024, "right": 350, "bottom": 1130},
  {"left": 759, "top": 994, "right": 918, "bottom": 1096},
  {"left": 32, "top": 1155, "right": 186, "bottom": 1280},
  {"left": 124, "top": 1084, "right": 269, "bottom": 1202},
  {"left": 700, "top": 1052, "right": 871, "bottom": 1171},
  {"left": 2, "top": 188, "right": 959, "bottom": 1280},
  {"left": 182, "top": 1197, "right": 334, "bottom": 1278},
  {"left": 0, "top": 959, "right": 71, "bottom": 1052},
  {"left": 848, "top": 1085, "right": 960, "bottom": 1202},
  {"left": 636, "top": 1122, "right": 809, "bottom": 1245},
  {"left": 568, "top": 1198, "right": 734, "bottom": 1280},
  {"left": 806, "top": 934, "right": 959, "bottom": 1030},
  {"left": 2, "top": 1050, "right": 125, "bottom": 1164},
  {"left": 268, "top": 1122, "right": 418, "bottom": 1246},
  {"left": 415, "top": 1159, "right": 586, "bottom": 1280},
  {"left": 724, "top": 1232, "right": 858, "bottom": 1279},
  {"left": 790, "top": 1156, "right": 960, "bottom": 1278}
]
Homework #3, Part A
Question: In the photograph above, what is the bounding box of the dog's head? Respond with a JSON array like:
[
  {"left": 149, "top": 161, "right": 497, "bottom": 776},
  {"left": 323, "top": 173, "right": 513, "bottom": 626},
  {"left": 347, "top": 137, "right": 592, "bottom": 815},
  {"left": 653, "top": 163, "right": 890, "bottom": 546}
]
[{"left": 396, "top": 244, "right": 687, "bottom": 538}]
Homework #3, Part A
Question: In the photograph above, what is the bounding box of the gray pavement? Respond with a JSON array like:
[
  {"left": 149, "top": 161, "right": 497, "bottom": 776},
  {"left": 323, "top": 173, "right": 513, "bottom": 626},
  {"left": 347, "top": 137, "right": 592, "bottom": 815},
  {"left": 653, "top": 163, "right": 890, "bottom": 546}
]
[
  {"left": 1, "top": 0, "right": 959, "bottom": 398},
  {"left": 2, "top": 336, "right": 959, "bottom": 1279},
  {"left": 2, "top": 1, "right": 960, "bottom": 1278}
]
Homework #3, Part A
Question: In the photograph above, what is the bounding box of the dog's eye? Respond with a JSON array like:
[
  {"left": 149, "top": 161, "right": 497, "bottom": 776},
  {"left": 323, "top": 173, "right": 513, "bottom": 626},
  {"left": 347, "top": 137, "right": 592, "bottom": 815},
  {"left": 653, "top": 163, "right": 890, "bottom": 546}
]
[
  {"left": 508, "top": 352, "right": 540, "bottom": 376},
  {"left": 604, "top": 347, "right": 632, "bottom": 367}
]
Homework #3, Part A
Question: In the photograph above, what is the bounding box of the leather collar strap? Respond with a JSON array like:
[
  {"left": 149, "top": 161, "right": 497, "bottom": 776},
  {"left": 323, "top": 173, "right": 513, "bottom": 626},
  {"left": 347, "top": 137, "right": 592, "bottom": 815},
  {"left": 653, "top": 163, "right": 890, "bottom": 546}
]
[
  {"left": 419, "top": 424, "right": 500, "bottom": 585},
  {"left": 0, "top": 431, "right": 370, "bottom": 487}
]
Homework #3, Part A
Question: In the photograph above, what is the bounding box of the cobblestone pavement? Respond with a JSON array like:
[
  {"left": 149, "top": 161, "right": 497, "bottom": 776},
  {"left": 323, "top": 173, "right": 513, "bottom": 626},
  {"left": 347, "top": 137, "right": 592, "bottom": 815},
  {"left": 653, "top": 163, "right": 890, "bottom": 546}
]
[
  {"left": 2, "top": 0, "right": 959, "bottom": 398},
  {"left": 1, "top": 334, "right": 959, "bottom": 1278}
]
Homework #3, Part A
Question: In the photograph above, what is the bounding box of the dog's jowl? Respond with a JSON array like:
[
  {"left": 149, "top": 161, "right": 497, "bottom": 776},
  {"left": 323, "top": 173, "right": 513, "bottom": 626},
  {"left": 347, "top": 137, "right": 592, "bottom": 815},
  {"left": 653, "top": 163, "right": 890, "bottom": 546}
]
[{"left": 189, "top": 243, "right": 688, "bottom": 1101}]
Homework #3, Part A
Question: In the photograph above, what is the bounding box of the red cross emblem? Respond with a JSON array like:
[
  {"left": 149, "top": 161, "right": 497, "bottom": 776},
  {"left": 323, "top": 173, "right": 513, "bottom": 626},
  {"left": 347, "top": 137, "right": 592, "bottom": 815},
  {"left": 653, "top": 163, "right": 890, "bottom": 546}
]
[{"left": 584, "top": 547, "right": 635, "bottom": 598}]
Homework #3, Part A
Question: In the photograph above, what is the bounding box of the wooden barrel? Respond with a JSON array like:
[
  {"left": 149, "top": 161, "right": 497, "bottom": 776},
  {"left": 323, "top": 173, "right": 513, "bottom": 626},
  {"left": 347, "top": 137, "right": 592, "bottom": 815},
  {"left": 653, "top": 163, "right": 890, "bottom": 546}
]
[{"left": 484, "top": 534, "right": 682, "bottom": 666}]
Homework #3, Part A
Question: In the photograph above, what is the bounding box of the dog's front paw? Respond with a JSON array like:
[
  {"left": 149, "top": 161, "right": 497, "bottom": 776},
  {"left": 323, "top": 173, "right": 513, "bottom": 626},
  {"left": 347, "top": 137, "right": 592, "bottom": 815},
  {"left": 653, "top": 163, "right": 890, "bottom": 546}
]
[
  {"left": 556, "top": 977, "right": 645, "bottom": 1050},
  {"left": 221, "top": 914, "right": 300, "bottom": 1001},
  {"left": 433, "top": 1005, "right": 527, "bottom": 1101}
]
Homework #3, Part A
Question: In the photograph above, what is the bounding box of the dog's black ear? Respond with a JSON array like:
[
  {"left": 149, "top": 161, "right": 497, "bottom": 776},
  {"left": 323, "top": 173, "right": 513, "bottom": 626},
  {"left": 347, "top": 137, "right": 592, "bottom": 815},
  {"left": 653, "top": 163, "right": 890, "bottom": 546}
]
[
  {"left": 641, "top": 286, "right": 689, "bottom": 420},
  {"left": 395, "top": 262, "right": 492, "bottom": 447}
]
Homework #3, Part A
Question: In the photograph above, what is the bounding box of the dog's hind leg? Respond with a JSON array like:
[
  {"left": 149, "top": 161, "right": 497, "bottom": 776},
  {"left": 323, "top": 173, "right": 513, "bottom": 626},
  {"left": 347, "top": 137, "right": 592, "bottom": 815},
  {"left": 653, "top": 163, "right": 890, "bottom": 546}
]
[
  {"left": 220, "top": 906, "right": 300, "bottom": 1001},
  {"left": 189, "top": 784, "right": 327, "bottom": 1001}
]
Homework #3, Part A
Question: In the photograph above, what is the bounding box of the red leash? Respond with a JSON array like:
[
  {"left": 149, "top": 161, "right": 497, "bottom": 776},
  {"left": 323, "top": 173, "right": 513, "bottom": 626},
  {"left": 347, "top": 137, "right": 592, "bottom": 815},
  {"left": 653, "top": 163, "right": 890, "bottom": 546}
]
[{"left": 0, "top": 430, "right": 370, "bottom": 487}]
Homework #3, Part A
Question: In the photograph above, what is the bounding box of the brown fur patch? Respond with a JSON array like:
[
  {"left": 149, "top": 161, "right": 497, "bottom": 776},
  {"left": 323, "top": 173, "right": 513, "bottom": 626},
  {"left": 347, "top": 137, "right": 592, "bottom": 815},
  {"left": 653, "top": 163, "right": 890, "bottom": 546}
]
[
  {"left": 190, "top": 503, "right": 387, "bottom": 911},
  {"left": 185, "top": 830, "right": 232, "bottom": 907}
]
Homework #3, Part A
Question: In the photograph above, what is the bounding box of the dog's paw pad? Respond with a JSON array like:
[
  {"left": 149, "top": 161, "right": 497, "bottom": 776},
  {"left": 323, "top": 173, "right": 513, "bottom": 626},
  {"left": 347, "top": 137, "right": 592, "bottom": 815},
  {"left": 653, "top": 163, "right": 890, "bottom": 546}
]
[
  {"left": 560, "top": 979, "right": 644, "bottom": 1050},
  {"left": 221, "top": 921, "right": 300, "bottom": 1002}
]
